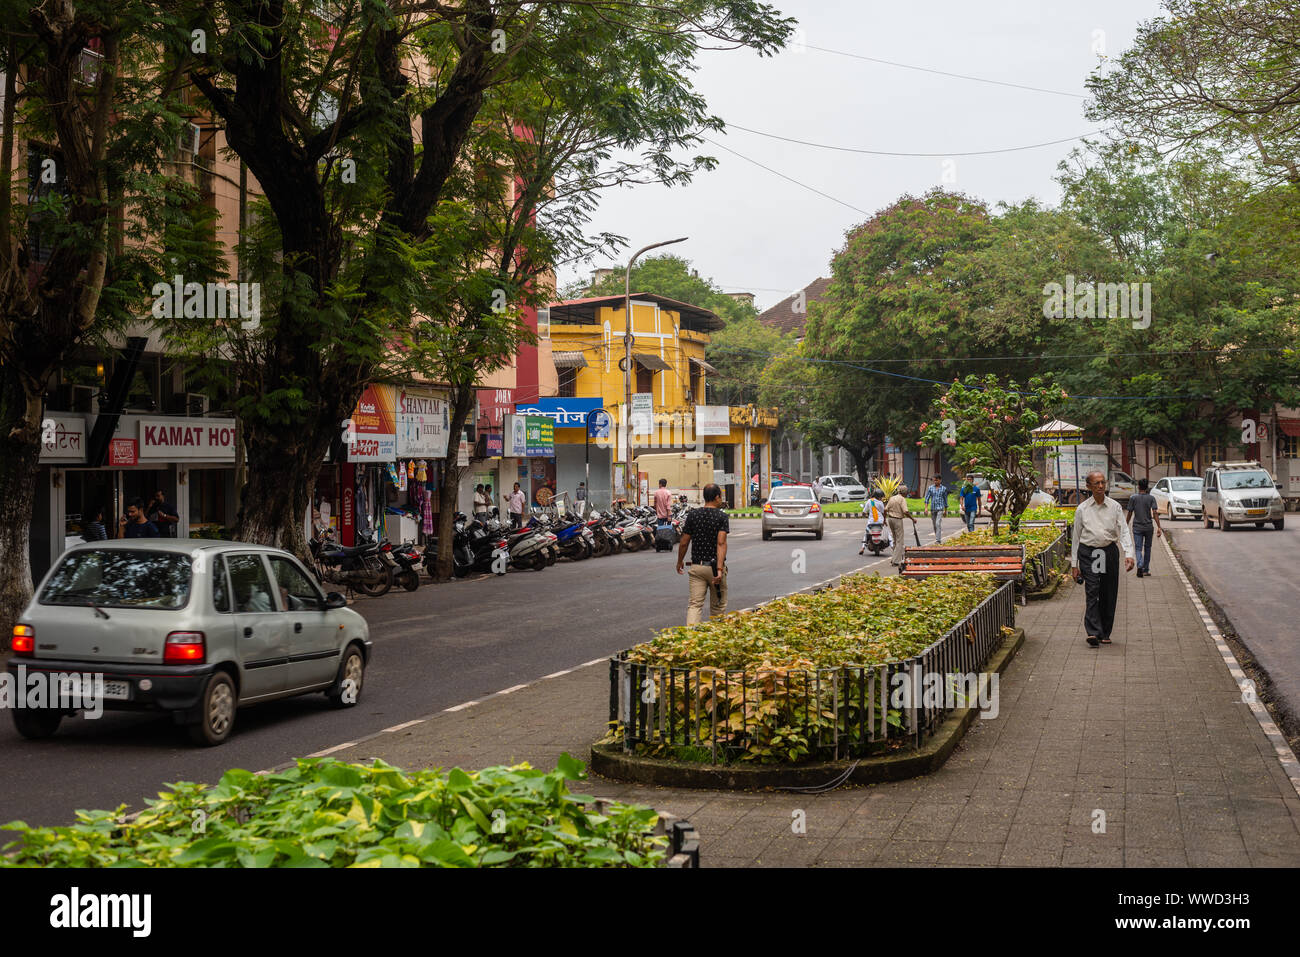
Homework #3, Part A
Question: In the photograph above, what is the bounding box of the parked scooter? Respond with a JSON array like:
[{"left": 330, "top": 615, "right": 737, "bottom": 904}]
[
  {"left": 386, "top": 540, "right": 423, "bottom": 591},
  {"left": 310, "top": 531, "right": 394, "bottom": 597}
]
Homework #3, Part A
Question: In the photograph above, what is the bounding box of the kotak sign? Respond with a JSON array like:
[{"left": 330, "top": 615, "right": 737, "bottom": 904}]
[{"left": 137, "top": 418, "right": 237, "bottom": 461}]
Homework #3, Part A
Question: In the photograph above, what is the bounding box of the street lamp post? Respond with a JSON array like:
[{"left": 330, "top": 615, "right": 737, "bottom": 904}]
[{"left": 623, "top": 237, "right": 687, "bottom": 504}]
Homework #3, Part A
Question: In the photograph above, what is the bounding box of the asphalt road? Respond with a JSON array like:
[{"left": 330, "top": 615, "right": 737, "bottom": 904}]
[
  {"left": 1166, "top": 514, "right": 1300, "bottom": 732},
  {"left": 0, "top": 515, "right": 946, "bottom": 827}
]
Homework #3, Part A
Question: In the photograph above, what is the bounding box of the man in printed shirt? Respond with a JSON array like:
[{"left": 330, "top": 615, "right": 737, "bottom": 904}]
[
  {"left": 676, "top": 483, "right": 729, "bottom": 624},
  {"left": 1070, "top": 470, "right": 1135, "bottom": 648}
]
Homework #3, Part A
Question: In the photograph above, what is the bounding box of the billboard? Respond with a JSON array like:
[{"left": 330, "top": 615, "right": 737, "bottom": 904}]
[
  {"left": 397, "top": 388, "right": 449, "bottom": 457},
  {"left": 525, "top": 415, "right": 554, "bottom": 457},
  {"left": 514, "top": 397, "right": 602, "bottom": 429},
  {"left": 694, "top": 405, "right": 731, "bottom": 437},
  {"left": 347, "top": 383, "right": 397, "bottom": 462}
]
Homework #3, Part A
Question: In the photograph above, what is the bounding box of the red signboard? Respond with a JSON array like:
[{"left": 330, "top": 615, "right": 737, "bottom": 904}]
[
  {"left": 476, "top": 388, "right": 514, "bottom": 430},
  {"left": 108, "top": 438, "right": 137, "bottom": 466}
]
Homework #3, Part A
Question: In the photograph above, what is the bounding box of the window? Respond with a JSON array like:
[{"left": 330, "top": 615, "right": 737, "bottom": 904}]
[
  {"left": 557, "top": 366, "right": 577, "bottom": 398},
  {"left": 268, "top": 556, "right": 324, "bottom": 611},
  {"left": 636, "top": 367, "right": 653, "bottom": 394},
  {"left": 212, "top": 555, "right": 231, "bottom": 613},
  {"left": 1202, "top": 438, "right": 1225, "bottom": 463},
  {"left": 1281, "top": 435, "right": 1299, "bottom": 459},
  {"left": 1153, "top": 445, "right": 1176, "bottom": 465},
  {"left": 40, "top": 550, "right": 192, "bottom": 610},
  {"left": 227, "top": 554, "right": 276, "bottom": 613}
]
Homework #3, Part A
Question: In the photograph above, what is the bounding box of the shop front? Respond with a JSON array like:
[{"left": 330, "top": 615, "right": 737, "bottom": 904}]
[
  {"left": 513, "top": 398, "right": 607, "bottom": 506},
  {"left": 36, "top": 413, "right": 239, "bottom": 579}
]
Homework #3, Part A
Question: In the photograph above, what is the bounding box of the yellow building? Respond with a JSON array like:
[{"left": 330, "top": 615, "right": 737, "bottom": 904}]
[{"left": 535, "top": 293, "right": 777, "bottom": 506}]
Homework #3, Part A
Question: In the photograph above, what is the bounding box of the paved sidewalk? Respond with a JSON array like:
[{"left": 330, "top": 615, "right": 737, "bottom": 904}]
[{"left": 320, "top": 537, "right": 1300, "bottom": 866}]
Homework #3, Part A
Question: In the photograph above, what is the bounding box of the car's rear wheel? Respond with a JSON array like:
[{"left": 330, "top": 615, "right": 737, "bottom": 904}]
[
  {"left": 327, "top": 645, "right": 365, "bottom": 709},
  {"left": 762, "top": 529, "right": 772, "bottom": 541},
  {"left": 188, "top": 671, "right": 237, "bottom": 746},
  {"left": 12, "top": 707, "right": 62, "bottom": 740},
  {"left": 814, "top": 529, "right": 823, "bottom": 540}
]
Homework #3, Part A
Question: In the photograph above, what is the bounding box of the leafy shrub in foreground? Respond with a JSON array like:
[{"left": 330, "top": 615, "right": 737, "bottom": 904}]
[{"left": 2, "top": 755, "right": 666, "bottom": 868}]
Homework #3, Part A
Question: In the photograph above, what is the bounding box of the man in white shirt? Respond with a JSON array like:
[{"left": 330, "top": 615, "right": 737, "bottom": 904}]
[
  {"left": 1070, "top": 470, "right": 1135, "bottom": 648},
  {"left": 508, "top": 482, "right": 527, "bottom": 528}
]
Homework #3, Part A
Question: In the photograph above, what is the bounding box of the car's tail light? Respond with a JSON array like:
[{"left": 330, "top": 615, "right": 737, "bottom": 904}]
[
  {"left": 11, "top": 624, "right": 34, "bottom": 657},
  {"left": 809, "top": 503, "right": 821, "bottom": 513},
  {"left": 763, "top": 502, "right": 774, "bottom": 512},
  {"left": 164, "top": 631, "right": 206, "bottom": 664}
]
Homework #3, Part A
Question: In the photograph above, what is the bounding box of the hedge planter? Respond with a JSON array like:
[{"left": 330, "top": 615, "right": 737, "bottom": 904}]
[{"left": 601, "top": 573, "right": 1016, "bottom": 767}]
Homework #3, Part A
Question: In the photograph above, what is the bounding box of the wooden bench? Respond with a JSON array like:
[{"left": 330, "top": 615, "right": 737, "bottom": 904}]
[{"left": 900, "top": 544, "right": 1026, "bottom": 582}]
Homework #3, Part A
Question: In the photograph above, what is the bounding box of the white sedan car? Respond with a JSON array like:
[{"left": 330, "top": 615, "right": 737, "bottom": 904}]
[
  {"left": 816, "top": 474, "right": 867, "bottom": 502},
  {"left": 1152, "top": 476, "right": 1203, "bottom": 521}
]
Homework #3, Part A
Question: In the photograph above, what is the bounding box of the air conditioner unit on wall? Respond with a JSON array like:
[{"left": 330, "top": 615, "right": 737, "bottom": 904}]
[
  {"left": 177, "top": 122, "right": 201, "bottom": 158},
  {"left": 170, "top": 392, "right": 209, "bottom": 416},
  {"left": 70, "top": 384, "right": 95, "bottom": 413}
]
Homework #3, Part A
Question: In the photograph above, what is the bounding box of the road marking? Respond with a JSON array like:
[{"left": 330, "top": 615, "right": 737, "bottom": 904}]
[
  {"left": 306, "top": 741, "right": 358, "bottom": 757},
  {"left": 382, "top": 719, "right": 425, "bottom": 733},
  {"left": 1162, "top": 537, "right": 1300, "bottom": 799},
  {"left": 444, "top": 700, "right": 479, "bottom": 712},
  {"left": 497, "top": 684, "right": 528, "bottom": 695},
  {"left": 541, "top": 668, "right": 573, "bottom": 679}
]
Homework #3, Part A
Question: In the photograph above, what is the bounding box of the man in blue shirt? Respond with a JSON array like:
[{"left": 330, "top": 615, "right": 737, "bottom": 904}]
[
  {"left": 923, "top": 476, "right": 949, "bottom": 542},
  {"left": 118, "top": 499, "right": 160, "bottom": 538},
  {"left": 958, "top": 475, "right": 981, "bottom": 532}
]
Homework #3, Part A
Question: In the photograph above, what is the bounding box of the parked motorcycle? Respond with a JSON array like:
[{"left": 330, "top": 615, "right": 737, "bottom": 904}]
[
  {"left": 386, "top": 540, "right": 423, "bottom": 591},
  {"left": 310, "top": 531, "right": 394, "bottom": 597}
]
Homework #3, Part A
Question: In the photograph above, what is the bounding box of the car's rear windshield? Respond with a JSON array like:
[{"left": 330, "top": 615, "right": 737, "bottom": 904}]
[
  {"left": 1169, "top": 478, "right": 1203, "bottom": 491},
  {"left": 1219, "top": 471, "right": 1273, "bottom": 490},
  {"left": 771, "top": 487, "right": 815, "bottom": 501},
  {"left": 40, "top": 550, "right": 192, "bottom": 610}
]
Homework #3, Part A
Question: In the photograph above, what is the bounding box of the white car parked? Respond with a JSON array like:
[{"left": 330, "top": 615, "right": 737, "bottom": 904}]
[
  {"left": 1151, "top": 476, "right": 1203, "bottom": 521},
  {"left": 815, "top": 474, "right": 867, "bottom": 502}
]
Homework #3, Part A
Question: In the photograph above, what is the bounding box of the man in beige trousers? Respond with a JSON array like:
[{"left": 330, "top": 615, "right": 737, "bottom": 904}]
[
  {"left": 885, "top": 484, "right": 917, "bottom": 566},
  {"left": 676, "top": 483, "right": 729, "bottom": 624}
]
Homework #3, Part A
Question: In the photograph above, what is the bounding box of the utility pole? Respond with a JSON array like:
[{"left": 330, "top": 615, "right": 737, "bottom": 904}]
[{"left": 623, "top": 237, "right": 687, "bottom": 503}]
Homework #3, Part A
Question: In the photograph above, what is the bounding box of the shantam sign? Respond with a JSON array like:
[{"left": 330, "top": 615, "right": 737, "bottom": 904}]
[{"left": 137, "top": 418, "right": 238, "bottom": 462}]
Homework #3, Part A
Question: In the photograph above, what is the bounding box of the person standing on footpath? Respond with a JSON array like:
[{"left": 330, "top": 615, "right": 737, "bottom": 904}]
[
  {"left": 676, "top": 483, "right": 729, "bottom": 624},
  {"left": 923, "top": 475, "right": 949, "bottom": 542},
  {"left": 1070, "top": 470, "right": 1135, "bottom": 647},
  {"left": 958, "top": 475, "right": 980, "bottom": 532},
  {"left": 507, "top": 482, "right": 526, "bottom": 528},
  {"left": 472, "top": 484, "right": 489, "bottom": 520},
  {"left": 1125, "top": 477, "right": 1162, "bottom": 578},
  {"left": 885, "top": 484, "right": 917, "bottom": 566}
]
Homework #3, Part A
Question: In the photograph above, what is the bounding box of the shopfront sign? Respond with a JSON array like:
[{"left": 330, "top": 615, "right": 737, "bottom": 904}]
[
  {"left": 631, "top": 393, "right": 654, "bottom": 435},
  {"left": 137, "top": 417, "right": 238, "bottom": 462},
  {"left": 347, "top": 383, "right": 397, "bottom": 462},
  {"left": 514, "top": 397, "right": 603, "bottom": 429},
  {"left": 485, "top": 432, "right": 504, "bottom": 457},
  {"left": 477, "top": 388, "right": 514, "bottom": 430},
  {"left": 694, "top": 405, "right": 731, "bottom": 437},
  {"left": 39, "top": 415, "right": 87, "bottom": 462},
  {"left": 108, "top": 438, "right": 137, "bottom": 466},
  {"left": 525, "top": 415, "right": 554, "bottom": 457},
  {"left": 728, "top": 404, "right": 778, "bottom": 429},
  {"left": 504, "top": 414, "right": 528, "bottom": 457},
  {"left": 397, "top": 388, "right": 449, "bottom": 457}
]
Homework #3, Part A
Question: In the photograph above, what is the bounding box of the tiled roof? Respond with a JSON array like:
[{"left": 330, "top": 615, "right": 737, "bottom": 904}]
[{"left": 757, "top": 277, "right": 831, "bottom": 337}]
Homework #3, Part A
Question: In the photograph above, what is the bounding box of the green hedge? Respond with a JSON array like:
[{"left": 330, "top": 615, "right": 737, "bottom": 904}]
[{"left": 1, "top": 755, "right": 666, "bottom": 868}]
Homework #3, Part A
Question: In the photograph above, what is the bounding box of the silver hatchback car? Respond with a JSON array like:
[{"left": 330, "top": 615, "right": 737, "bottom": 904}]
[
  {"left": 762, "top": 485, "right": 824, "bottom": 540},
  {"left": 7, "top": 540, "right": 372, "bottom": 746}
]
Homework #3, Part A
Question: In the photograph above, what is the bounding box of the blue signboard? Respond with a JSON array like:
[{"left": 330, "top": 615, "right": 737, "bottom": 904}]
[
  {"left": 514, "top": 397, "right": 603, "bottom": 429},
  {"left": 587, "top": 410, "right": 611, "bottom": 439}
]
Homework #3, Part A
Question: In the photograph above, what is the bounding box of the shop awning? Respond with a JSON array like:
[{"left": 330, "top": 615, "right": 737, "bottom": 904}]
[
  {"left": 689, "top": 356, "right": 718, "bottom": 375},
  {"left": 634, "top": 353, "right": 671, "bottom": 372},
  {"left": 552, "top": 351, "right": 588, "bottom": 369},
  {"left": 1278, "top": 417, "right": 1300, "bottom": 437}
]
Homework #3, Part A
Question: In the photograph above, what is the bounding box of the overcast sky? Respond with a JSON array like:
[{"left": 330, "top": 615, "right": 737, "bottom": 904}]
[{"left": 556, "top": 0, "right": 1168, "bottom": 311}]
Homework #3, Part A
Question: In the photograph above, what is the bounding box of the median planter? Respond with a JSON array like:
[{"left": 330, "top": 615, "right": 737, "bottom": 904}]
[{"left": 598, "top": 573, "right": 1017, "bottom": 775}]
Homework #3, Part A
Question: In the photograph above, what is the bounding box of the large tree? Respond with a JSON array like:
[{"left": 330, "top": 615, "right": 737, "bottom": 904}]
[
  {"left": 0, "top": 1, "right": 216, "bottom": 643},
  {"left": 171, "top": 0, "right": 791, "bottom": 561},
  {"left": 1087, "top": 0, "right": 1300, "bottom": 186}
]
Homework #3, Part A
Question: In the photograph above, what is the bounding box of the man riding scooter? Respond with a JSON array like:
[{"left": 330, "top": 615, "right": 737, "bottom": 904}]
[{"left": 859, "top": 488, "right": 890, "bottom": 556}]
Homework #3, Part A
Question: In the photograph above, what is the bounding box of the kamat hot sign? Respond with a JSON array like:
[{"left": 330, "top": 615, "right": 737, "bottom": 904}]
[
  {"left": 137, "top": 418, "right": 238, "bottom": 462},
  {"left": 348, "top": 383, "right": 397, "bottom": 462}
]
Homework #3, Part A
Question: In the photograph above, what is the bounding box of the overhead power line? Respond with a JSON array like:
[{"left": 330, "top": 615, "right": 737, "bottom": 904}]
[
  {"left": 725, "top": 122, "right": 1105, "bottom": 158},
  {"left": 805, "top": 44, "right": 1088, "bottom": 100},
  {"left": 700, "top": 136, "right": 871, "bottom": 216}
]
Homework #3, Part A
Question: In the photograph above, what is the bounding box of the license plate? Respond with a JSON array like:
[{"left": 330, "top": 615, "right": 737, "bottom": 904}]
[
  {"left": 778, "top": 508, "right": 804, "bottom": 515},
  {"left": 1246, "top": 508, "right": 1266, "bottom": 516},
  {"left": 58, "top": 675, "right": 129, "bottom": 701}
]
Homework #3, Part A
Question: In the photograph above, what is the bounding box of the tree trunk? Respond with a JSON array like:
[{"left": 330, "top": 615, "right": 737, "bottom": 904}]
[
  {"left": 432, "top": 384, "right": 477, "bottom": 581},
  {"left": 234, "top": 415, "right": 335, "bottom": 564},
  {"left": 0, "top": 378, "right": 44, "bottom": 649}
]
